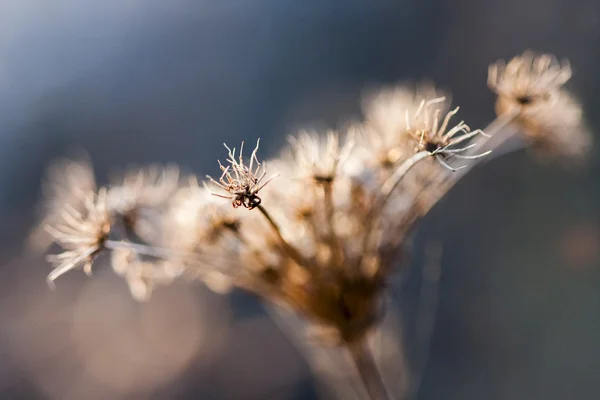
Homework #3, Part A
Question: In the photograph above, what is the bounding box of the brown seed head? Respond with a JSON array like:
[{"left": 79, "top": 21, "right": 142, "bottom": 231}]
[{"left": 206, "top": 139, "right": 278, "bottom": 210}]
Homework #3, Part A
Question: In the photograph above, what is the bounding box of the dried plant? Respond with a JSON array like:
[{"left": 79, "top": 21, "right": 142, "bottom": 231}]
[
  {"left": 488, "top": 51, "right": 591, "bottom": 160},
  {"left": 30, "top": 50, "right": 592, "bottom": 400}
]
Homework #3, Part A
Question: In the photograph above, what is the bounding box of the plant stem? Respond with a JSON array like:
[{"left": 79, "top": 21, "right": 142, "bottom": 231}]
[
  {"left": 455, "top": 110, "right": 520, "bottom": 177},
  {"left": 323, "top": 182, "right": 344, "bottom": 267},
  {"left": 379, "top": 151, "right": 431, "bottom": 204},
  {"left": 358, "top": 151, "right": 431, "bottom": 265},
  {"left": 347, "top": 340, "right": 393, "bottom": 400},
  {"left": 256, "top": 204, "right": 308, "bottom": 267},
  {"left": 421, "top": 110, "right": 520, "bottom": 214},
  {"left": 104, "top": 239, "right": 232, "bottom": 266}
]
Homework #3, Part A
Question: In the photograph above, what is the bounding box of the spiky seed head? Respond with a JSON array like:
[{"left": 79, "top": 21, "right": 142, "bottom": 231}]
[{"left": 206, "top": 139, "right": 278, "bottom": 210}]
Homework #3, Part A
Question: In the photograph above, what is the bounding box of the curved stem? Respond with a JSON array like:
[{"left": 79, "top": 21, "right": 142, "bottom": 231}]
[
  {"left": 105, "top": 240, "right": 179, "bottom": 259},
  {"left": 358, "top": 151, "right": 431, "bottom": 267},
  {"left": 379, "top": 151, "right": 431, "bottom": 206},
  {"left": 347, "top": 339, "right": 393, "bottom": 400},
  {"left": 421, "top": 111, "right": 520, "bottom": 213},
  {"left": 323, "top": 182, "right": 344, "bottom": 267},
  {"left": 104, "top": 239, "right": 234, "bottom": 267},
  {"left": 455, "top": 110, "right": 520, "bottom": 178},
  {"left": 257, "top": 204, "right": 308, "bottom": 267}
]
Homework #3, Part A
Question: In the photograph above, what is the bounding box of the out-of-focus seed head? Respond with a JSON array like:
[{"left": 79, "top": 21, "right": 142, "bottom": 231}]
[
  {"left": 108, "top": 164, "right": 179, "bottom": 214},
  {"left": 488, "top": 51, "right": 571, "bottom": 116},
  {"left": 287, "top": 130, "right": 354, "bottom": 184},
  {"left": 360, "top": 84, "right": 448, "bottom": 168},
  {"left": 488, "top": 51, "right": 591, "bottom": 161},
  {"left": 28, "top": 156, "right": 97, "bottom": 251},
  {"left": 108, "top": 164, "right": 179, "bottom": 241},
  {"left": 206, "top": 139, "right": 278, "bottom": 210},
  {"left": 165, "top": 177, "right": 241, "bottom": 252},
  {"left": 44, "top": 188, "right": 111, "bottom": 285}
]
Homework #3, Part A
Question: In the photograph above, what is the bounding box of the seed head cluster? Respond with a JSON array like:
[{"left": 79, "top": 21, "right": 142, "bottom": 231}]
[{"left": 33, "top": 50, "right": 590, "bottom": 348}]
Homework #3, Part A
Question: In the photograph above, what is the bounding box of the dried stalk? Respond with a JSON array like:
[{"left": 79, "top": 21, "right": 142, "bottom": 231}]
[
  {"left": 347, "top": 339, "right": 393, "bottom": 400},
  {"left": 257, "top": 204, "right": 308, "bottom": 267}
]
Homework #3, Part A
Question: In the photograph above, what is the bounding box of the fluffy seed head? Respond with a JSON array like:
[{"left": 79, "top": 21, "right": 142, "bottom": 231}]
[
  {"left": 287, "top": 130, "right": 354, "bottom": 183},
  {"left": 108, "top": 164, "right": 179, "bottom": 241},
  {"left": 488, "top": 51, "right": 572, "bottom": 114},
  {"left": 108, "top": 164, "right": 179, "bottom": 214},
  {"left": 44, "top": 188, "right": 111, "bottom": 285},
  {"left": 28, "top": 156, "right": 97, "bottom": 251},
  {"left": 488, "top": 51, "right": 591, "bottom": 161},
  {"left": 360, "top": 84, "right": 448, "bottom": 168}
]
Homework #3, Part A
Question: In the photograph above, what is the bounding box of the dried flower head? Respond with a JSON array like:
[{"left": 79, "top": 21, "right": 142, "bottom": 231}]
[
  {"left": 166, "top": 177, "right": 241, "bottom": 251},
  {"left": 360, "top": 84, "right": 448, "bottom": 168},
  {"left": 44, "top": 188, "right": 111, "bottom": 285},
  {"left": 28, "top": 156, "right": 97, "bottom": 251},
  {"left": 287, "top": 130, "right": 354, "bottom": 183},
  {"left": 488, "top": 51, "right": 571, "bottom": 114},
  {"left": 30, "top": 51, "right": 592, "bottom": 400},
  {"left": 404, "top": 97, "right": 490, "bottom": 171},
  {"left": 206, "top": 139, "right": 278, "bottom": 210},
  {"left": 108, "top": 164, "right": 179, "bottom": 214},
  {"left": 108, "top": 164, "right": 179, "bottom": 241},
  {"left": 488, "top": 51, "right": 591, "bottom": 160}
]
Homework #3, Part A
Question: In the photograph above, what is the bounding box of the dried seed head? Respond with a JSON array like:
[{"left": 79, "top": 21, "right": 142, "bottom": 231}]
[
  {"left": 29, "top": 156, "right": 97, "bottom": 251},
  {"left": 108, "top": 164, "right": 179, "bottom": 214},
  {"left": 45, "top": 188, "right": 111, "bottom": 285},
  {"left": 166, "top": 177, "right": 241, "bottom": 252},
  {"left": 361, "top": 84, "right": 448, "bottom": 168},
  {"left": 488, "top": 51, "right": 591, "bottom": 161},
  {"left": 404, "top": 97, "right": 490, "bottom": 171},
  {"left": 206, "top": 139, "right": 278, "bottom": 210},
  {"left": 488, "top": 51, "right": 571, "bottom": 115},
  {"left": 108, "top": 164, "right": 179, "bottom": 241},
  {"left": 287, "top": 130, "right": 354, "bottom": 183},
  {"left": 521, "top": 91, "right": 592, "bottom": 161}
]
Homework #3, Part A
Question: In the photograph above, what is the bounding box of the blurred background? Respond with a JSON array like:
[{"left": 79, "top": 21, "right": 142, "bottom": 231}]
[{"left": 1, "top": 0, "right": 599, "bottom": 399}]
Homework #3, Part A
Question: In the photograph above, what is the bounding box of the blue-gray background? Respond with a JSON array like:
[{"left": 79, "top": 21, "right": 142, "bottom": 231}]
[{"left": 0, "top": 1, "right": 599, "bottom": 399}]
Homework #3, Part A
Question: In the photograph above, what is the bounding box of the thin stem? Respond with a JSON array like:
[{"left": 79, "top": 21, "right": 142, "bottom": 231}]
[
  {"left": 256, "top": 204, "right": 308, "bottom": 267},
  {"left": 105, "top": 240, "right": 191, "bottom": 259},
  {"left": 409, "top": 242, "right": 443, "bottom": 399},
  {"left": 455, "top": 109, "right": 520, "bottom": 177},
  {"left": 380, "top": 151, "right": 431, "bottom": 203},
  {"left": 104, "top": 240, "right": 232, "bottom": 266},
  {"left": 347, "top": 339, "right": 393, "bottom": 400},
  {"left": 323, "top": 182, "right": 344, "bottom": 267},
  {"left": 357, "top": 151, "right": 431, "bottom": 267},
  {"left": 422, "top": 110, "right": 521, "bottom": 213},
  {"left": 483, "top": 109, "right": 520, "bottom": 138}
]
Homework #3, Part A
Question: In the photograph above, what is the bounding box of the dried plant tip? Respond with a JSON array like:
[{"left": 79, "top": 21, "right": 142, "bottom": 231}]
[
  {"left": 45, "top": 187, "right": 111, "bottom": 286},
  {"left": 488, "top": 51, "right": 571, "bottom": 115},
  {"left": 288, "top": 130, "right": 354, "bottom": 183},
  {"left": 108, "top": 164, "right": 180, "bottom": 214},
  {"left": 206, "top": 139, "right": 278, "bottom": 209},
  {"left": 488, "top": 51, "right": 591, "bottom": 161},
  {"left": 405, "top": 97, "right": 490, "bottom": 171},
  {"left": 28, "top": 155, "right": 97, "bottom": 252}
]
